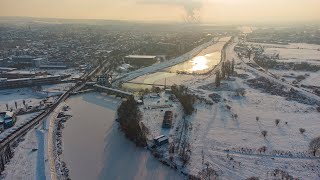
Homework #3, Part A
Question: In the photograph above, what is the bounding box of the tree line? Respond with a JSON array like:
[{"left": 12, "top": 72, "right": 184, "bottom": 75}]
[
  {"left": 215, "top": 60, "right": 235, "bottom": 87},
  {"left": 171, "top": 85, "right": 195, "bottom": 115},
  {"left": 117, "top": 97, "right": 147, "bottom": 147}
]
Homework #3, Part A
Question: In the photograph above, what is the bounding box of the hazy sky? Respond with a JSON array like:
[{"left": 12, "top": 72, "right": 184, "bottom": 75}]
[{"left": 1, "top": 0, "right": 320, "bottom": 23}]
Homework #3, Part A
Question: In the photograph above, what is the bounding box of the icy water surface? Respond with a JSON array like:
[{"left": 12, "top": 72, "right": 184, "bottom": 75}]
[
  {"left": 122, "top": 37, "right": 231, "bottom": 90},
  {"left": 62, "top": 92, "right": 183, "bottom": 180}
]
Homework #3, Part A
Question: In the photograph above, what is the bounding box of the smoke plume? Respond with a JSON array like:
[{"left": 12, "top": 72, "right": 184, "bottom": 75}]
[{"left": 139, "top": 0, "right": 203, "bottom": 23}]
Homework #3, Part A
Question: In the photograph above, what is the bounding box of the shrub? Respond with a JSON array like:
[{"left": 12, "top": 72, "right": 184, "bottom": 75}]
[
  {"left": 235, "top": 88, "right": 246, "bottom": 97},
  {"left": 246, "top": 177, "right": 259, "bottom": 180},
  {"left": 275, "top": 119, "right": 280, "bottom": 126},
  {"left": 234, "top": 114, "right": 238, "bottom": 119},
  {"left": 309, "top": 136, "right": 320, "bottom": 156},
  {"left": 273, "top": 169, "right": 296, "bottom": 179},
  {"left": 258, "top": 146, "right": 267, "bottom": 153},
  {"left": 299, "top": 128, "right": 306, "bottom": 134},
  {"left": 261, "top": 130, "right": 267, "bottom": 137},
  {"left": 256, "top": 116, "right": 259, "bottom": 121}
]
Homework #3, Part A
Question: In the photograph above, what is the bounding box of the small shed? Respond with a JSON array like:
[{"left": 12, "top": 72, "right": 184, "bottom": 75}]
[
  {"left": 153, "top": 135, "right": 169, "bottom": 146},
  {"left": 0, "top": 111, "right": 17, "bottom": 129},
  {"left": 137, "top": 100, "right": 144, "bottom": 105},
  {"left": 162, "top": 111, "right": 173, "bottom": 128}
]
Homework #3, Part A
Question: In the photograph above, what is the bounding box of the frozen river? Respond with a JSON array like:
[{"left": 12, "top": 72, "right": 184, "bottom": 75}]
[
  {"left": 62, "top": 93, "right": 183, "bottom": 180},
  {"left": 122, "top": 36, "right": 231, "bottom": 90}
]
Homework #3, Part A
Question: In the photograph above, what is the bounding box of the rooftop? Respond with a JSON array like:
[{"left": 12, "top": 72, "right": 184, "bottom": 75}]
[
  {"left": 0, "top": 111, "right": 14, "bottom": 123},
  {"left": 125, "top": 55, "right": 157, "bottom": 59}
]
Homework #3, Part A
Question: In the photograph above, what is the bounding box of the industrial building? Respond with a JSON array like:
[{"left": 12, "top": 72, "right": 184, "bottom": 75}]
[
  {"left": 0, "top": 75, "right": 68, "bottom": 89},
  {"left": 39, "top": 65, "right": 68, "bottom": 69},
  {"left": 32, "top": 58, "right": 46, "bottom": 67},
  {"left": 0, "top": 70, "right": 48, "bottom": 79},
  {"left": 124, "top": 55, "right": 157, "bottom": 67},
  {"left": 12, "top": 55, "right": 35, "bottom": 64}
]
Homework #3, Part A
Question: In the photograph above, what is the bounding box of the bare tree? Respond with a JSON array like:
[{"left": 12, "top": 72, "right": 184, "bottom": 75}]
[
  {"left": 261, "top": 130, "right": 267, "bottom": 137},
  {"left": 215, "top": 71, "right": 221, "bottom": 87},
  {"left": 14, "top": 101, "right": 17, "bottom": 109},
  {"left": 234, "top": 114, "right": 238, "bottom": 119},
  {"left": 6, "top": 103, "right": 8, "bottom": 110},
  {"left": 309, "top": 136, "right": 320, "bottom": 156},
  {"left": 247, "top": 48, "right": 253, "bottom": 60},
  {"left": 258, "top": 146, "right": 267, "bottom": 153},
  {"left": 275, "top": 119, "right": 280, "bottom": 126},
  {"left": 299, "top": 128, "right": 306, "bottom": 134}
]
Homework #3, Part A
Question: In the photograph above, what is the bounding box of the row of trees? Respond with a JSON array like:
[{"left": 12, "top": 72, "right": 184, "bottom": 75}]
[
  {"left": 171, "top": 85, "right": 195, "bottom": 115},
  {"left": 117, "top": 97, "right": 147, "bottom": 147},
  {"left": 5, "top": 100, "right": 27, "bottom": 111},
  {"left": 215, "top": 60, "right": 235, "bottom": 87}
]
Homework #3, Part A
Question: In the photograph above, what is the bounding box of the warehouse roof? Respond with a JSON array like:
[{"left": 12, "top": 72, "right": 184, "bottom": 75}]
[{"left": 125, "top": 55, "right": 157, "bottom": 59}]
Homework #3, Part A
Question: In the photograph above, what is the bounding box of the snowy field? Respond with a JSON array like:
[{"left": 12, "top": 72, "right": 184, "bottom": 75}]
[
  {"left": 0, "top": 83, "right": 74, "bottom": 112},
  {"left": 186, "top": 73, "right": 320, "bottom": 179},
  {"left": 1, "top": 128, "right": 38, "bottom": 180},
  {"left": 247, "top": 42, "right": 320, "bottom": 90},
  {"left": 249, "top": 42, "right": 320, "bottom": 65},
  {"left": 301, "top": 71, "right": 320, "bottom": 87},
  {"left": 140, "top": 93, "right": 183, "bottom": 141},
  {"left": 138, "top": 39, "right": 320, "bottom": 179},
  {"left": 141, "top": 69, "right": 320, "bottom": 179},
  {"left": 0, "top": 88, "right": 44, "bottom": 112},
  {"left": 1, "top": 117, "right": 49, "bottom": 180}
]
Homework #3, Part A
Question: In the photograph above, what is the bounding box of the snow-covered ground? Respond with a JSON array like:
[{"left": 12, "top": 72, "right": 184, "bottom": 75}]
[
  {"left": 1, "top": 128, "right": 38, "bottom": 180},
  {"left": 249, "top": 42, "right": 320, "bottom": 65},
  {"left": 140, "top": 93, "right": 183, "bottom": 140},
  {"left": 45, "top": 68, "right": 83, "bottom": 79},
  {"left": 0, "top": 83, "right": 74, "bottom": 113},
  {"left": 301, "top": 71, "right": 320, "bottom": 87},
  {"left": 138, "top": 38, "right": 320, "bottom": 179},
  {"left": 246, "top": 41, "right": 320, "bottom": 92},
  {"left": 0, "top": 88, "right": 44, "bottom": 112},
  {"left": 1, "top": 116, "right": 49, "bottom": 180},
  {"left": 185, "top": 74, "right": 320, "bottom": 179},
  {"left": 268, "top": 69, "right": 320, "bottom": 87}
]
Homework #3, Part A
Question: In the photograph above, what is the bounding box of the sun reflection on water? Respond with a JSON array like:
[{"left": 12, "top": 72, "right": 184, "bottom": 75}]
[{"left": 191, "top": 56, "right": 208, "bottom": 71}]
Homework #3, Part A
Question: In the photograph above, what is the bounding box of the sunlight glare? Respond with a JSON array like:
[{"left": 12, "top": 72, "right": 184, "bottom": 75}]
[{"left": 191, "top": 56, "right": 208, "bottom": 71}]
